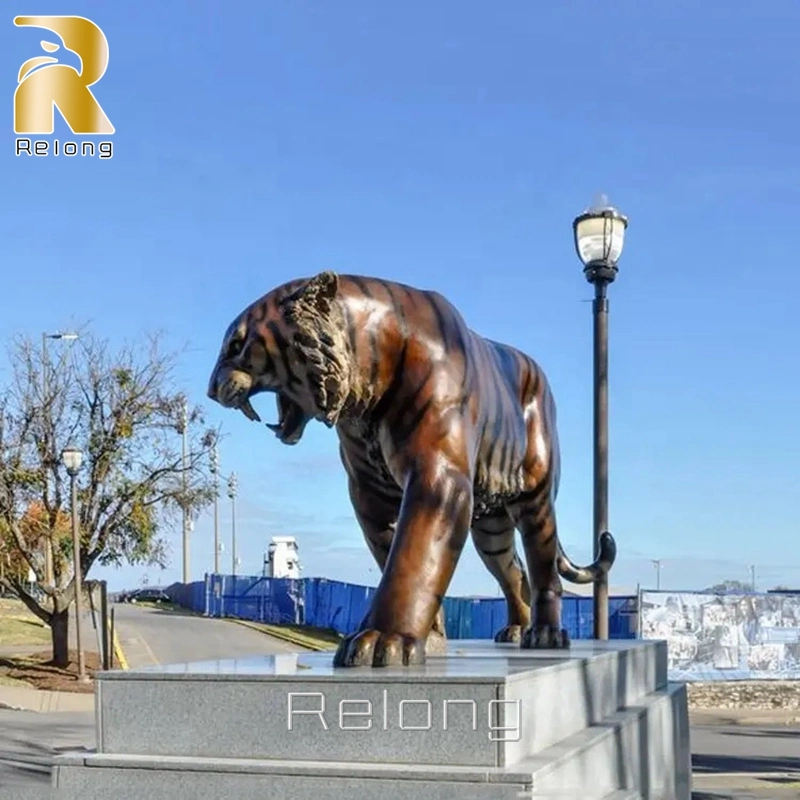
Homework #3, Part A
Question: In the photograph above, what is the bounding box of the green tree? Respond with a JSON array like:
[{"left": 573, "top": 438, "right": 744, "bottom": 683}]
[{"left": 0, "top": 331, "right": 217, "bottom": 667}]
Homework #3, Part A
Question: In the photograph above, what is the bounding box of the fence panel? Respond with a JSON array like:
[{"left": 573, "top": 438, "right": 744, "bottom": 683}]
[
  {"left": 170, "top": 575, "right": 638, "bottom": 642},
  {"left": 304, "top": 578, "right": 377, "bottom": 635},
  {"left": 640, "top": 590, "right": 800, "bottom": 681}
]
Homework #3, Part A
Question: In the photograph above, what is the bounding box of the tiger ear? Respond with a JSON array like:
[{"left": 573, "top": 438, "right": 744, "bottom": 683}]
[{"left": 284, "top": 271, "right": 339, "bottom": 315}]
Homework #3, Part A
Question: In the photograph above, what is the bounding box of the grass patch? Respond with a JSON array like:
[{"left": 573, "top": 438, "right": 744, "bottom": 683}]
[
  {"left": 231, "top": 619, "right": 342, "bottom": 651},
  {"left": 279, "top": 623, "right": 343, "bottom": 645},
  {"left": 131, "top": 600, "right": 183, "bottom": 612},
  {"left": 0, "top": 599, "right": 49, "bottom": 649}
]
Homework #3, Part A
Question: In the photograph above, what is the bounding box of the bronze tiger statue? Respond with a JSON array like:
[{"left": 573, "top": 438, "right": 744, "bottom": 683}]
[{"left": 207, "top": 272, "right": 616, "bottom": 667}]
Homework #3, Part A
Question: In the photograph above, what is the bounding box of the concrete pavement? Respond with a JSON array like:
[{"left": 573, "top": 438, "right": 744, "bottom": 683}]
[
  {"left": 690, "top": 717, "right": 800, "bottom": 799},
  {"left": 0, "top": 708, "right": 93, "bottom": 796},
  {"left": 0, "top": 686, "right": 93, "bottom": 713}
]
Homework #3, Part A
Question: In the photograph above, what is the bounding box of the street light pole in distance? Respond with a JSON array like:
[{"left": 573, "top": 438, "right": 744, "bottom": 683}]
[{"left": 61, "top": 442, "right": 89, "bottom": 683}]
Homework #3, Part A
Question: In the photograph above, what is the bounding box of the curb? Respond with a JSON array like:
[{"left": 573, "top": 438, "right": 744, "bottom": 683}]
[
  {"left": 0, "top": 754, "right": 52, "bottom": 772},
  {"left": 693, "top": 771, "right": 800, "bottom": 780},
  {"left": 0, "top": 702, "right": 30, "bottom": 712},
  {"left": 227, "top": 619, "right": 336, "bottom": 652},
  {"left": 109, "top": 619, "right": 129, "bottom": 670}
]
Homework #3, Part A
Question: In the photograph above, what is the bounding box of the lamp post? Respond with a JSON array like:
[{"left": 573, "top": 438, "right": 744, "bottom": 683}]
[
  {"left": 209, "top": 445, "right": 220, "bottom": 575},
  {"left": 227, "top": 472, "right": 238, "bottom": 576},
  {"left": 61, "top": 443, "right": 89, "bottom": 683},
  {"left": 41, "top": 331, "right": 79, "bottom": 586},
  {"left": 178, "top": 397, "right": 190, "bottom": 584},
  {"left": 573, "top": 196, "right": 628, "bottom": 641}
]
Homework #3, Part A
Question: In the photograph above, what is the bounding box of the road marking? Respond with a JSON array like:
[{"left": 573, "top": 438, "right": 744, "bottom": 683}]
[
  {"left": 108, "top": 619, "right": 128, "bottom": 670},
  {"left": 109, "top": 612, "right": 158, "bottom": 667},
  {"left": 131, "top": 625, "right": 160, "bottom": 666}
]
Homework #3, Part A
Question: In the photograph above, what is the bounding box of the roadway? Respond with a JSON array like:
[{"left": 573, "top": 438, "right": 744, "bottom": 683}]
[
  {"left": 691, "top": 719, "right": 800, "bottom": 799},
  {"left": 111, "top": 601, "right": 303, "bottom": 668}
]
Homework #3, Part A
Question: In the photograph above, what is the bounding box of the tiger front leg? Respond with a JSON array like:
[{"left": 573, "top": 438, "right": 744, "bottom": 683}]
[{"left": 333, "top": 461, "right": 472, "bottom": 668}]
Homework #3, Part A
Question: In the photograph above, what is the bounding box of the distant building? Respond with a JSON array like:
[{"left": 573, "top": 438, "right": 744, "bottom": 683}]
[{"left": 264, "top": 536, "right": 302, "bottom": 579}]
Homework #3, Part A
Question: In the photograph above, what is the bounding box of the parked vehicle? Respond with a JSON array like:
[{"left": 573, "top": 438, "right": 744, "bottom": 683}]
[{"left": 132, "top": 588, "right": 171, "bottom": 604}]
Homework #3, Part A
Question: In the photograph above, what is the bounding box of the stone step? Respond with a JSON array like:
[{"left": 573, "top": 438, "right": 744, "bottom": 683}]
[
  {"left": 54, "top": 684, "right": 689, "bottom": 800},
  {"left": 522, "top": 684, "right": 690, "bottom": 800},
  {"left": 95, "top": 639, "right": 667, "bottom": 769}
]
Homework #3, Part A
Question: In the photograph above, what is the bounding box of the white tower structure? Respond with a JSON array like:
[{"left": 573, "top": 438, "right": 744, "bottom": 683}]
[{"left": 264, "top": 536, "right": 301, "bottom": 579}]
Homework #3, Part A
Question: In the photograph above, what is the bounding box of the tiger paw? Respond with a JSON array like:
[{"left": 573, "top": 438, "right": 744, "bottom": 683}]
[
  {"left": 521, "top": 625, "right": 570, "bottom": 650},
  {"left": 333, "top": 629, "right": 427, "bottom": 667},
  {"left": 494, "top": 624, "right": 524, "bottom": 643}
]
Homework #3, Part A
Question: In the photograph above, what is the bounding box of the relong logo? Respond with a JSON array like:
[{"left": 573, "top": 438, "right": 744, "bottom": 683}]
[{"left": 13, "top": 15, "right": 114, "bottom": 159}]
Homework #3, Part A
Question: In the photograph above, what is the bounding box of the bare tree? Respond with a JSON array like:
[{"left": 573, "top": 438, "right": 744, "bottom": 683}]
[
  {"left": 0, "top": 331, "right": 216, "bottom": 667},
  {"left": 703, "top": 579, "right": 752, "bottom": 594}
]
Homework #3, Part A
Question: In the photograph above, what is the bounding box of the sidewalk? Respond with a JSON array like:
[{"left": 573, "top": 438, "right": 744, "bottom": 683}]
[
  {"left": 691, "top": 707, "right": 800, "bottom": 727},
  {"left": 0, "top": 684, "right": 93, "bottom": 712}
]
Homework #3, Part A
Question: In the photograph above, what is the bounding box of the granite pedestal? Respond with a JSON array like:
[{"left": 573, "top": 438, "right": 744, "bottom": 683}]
[{"left": 52, "top": 639, "right": 690, "bottom": 799}]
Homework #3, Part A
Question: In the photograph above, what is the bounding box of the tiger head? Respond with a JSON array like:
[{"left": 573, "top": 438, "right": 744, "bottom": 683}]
[{"left": 207, "top": 271, "right": 353, "bottom": 445}]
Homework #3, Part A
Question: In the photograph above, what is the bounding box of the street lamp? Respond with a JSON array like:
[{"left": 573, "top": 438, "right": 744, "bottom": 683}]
[
  {"left": 61, "top": 443, "right": 89, "bottom": 683},
  {"left": 209, "top": 445, "right": 220, "bottom": 575},
  {"left": 41, "top": 331, "right": 79, "bottom": 586},
  {"left": 227, "top": 472, "right": 238, "bottom": 576},
  {"left": 573, "top": 195, "right": 628, "bottom": 641}
]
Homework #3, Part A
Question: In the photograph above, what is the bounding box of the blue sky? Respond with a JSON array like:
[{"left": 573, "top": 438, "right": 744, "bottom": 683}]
[{"left": 2, "top": 1, "right": 797, "bottom": 595}]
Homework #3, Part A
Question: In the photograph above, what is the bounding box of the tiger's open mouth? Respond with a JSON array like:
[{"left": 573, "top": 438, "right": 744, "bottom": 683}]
[{"left": 239, "top": 391, "right": 310, "bottom": 446}]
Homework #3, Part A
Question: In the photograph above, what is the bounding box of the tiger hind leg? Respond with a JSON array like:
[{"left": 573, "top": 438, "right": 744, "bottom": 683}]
[
  {"left": 471, "top": 522, "right": 532, "bottom": 643},
  {"left": 517, "top": 496, "right": 570, "bottom": 650}
]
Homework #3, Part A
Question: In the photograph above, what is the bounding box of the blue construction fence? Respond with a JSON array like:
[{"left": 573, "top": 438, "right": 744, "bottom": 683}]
[{"left": 167, "top": 574, "right": 638, "bottom": 641}]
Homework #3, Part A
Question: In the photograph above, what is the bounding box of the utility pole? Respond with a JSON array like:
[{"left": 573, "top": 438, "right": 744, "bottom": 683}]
[
  {"left": 652, "top": 559, "right": 662, "bottom": 591},
  {"left": 750, "top": 564, "right": 756, "bottom": 593},
  {"left": 179, "top": 397, "right": 190, "bottom": 584},
  {"left": 41, "top": 331, "right": 79, "bottom": 587},
  {"left": 227, "top": 472, "right": 238, "bottom": 576},
  {"left": 209, "top": 445, "right": 220, "bottom": 574}
]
